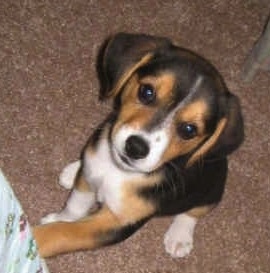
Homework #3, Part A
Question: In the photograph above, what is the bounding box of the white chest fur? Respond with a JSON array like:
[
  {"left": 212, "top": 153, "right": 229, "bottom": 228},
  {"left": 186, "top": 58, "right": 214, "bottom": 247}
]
[{"left": 83, "top": 138, "right": 140, "bottom": 214}]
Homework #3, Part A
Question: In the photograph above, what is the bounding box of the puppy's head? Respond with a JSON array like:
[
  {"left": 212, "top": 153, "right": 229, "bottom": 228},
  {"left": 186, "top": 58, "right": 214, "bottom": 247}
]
[{"left": 99, "top": 33, "right": 244, "bottom": 173}]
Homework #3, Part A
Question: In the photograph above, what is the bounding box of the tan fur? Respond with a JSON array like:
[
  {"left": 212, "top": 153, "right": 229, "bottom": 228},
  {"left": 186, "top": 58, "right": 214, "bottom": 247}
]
[
  {"left": 119, "top": 175, "right": 159, "bottom": 224},
  {"left": 187, "top": 205, "right": 216, "bottom": 218}
]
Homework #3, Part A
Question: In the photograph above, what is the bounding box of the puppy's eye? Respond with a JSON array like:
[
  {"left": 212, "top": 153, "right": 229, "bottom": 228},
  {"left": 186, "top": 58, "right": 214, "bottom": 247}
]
[
  {"left": 178, "top": 123, "right": 198, "bottom": 140},
  {"left": 138, "top": 84, "right": 156, "bottom": 105}
]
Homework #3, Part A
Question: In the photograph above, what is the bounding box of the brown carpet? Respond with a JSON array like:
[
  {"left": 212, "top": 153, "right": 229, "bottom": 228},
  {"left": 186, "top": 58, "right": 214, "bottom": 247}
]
[{"left": 1, "top": 1, "right": 269, "bottom": 272}]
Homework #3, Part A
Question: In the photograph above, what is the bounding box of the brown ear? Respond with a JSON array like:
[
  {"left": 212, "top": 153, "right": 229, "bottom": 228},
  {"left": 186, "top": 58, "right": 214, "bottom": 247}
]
[
  {"left": 187, "top": 94, "right": 244, "bottom": 167},
  {"left": 108, "top": 53, "right": 153, "bottom": 98},
  {"left": 98, "top": 33, "right": 172, "bottom": 99},
  {"left": 186, "top": 118, "right": 227, "bottom": 167}
]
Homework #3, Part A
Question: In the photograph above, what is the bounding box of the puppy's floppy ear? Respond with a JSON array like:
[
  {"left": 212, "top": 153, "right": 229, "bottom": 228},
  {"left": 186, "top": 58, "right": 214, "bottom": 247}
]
[
  {"left": 187, "top": 93, "right": 244, "bottom": 167},
  {"left": 98, "top": 33, "right": 172, "bottom": 99}
]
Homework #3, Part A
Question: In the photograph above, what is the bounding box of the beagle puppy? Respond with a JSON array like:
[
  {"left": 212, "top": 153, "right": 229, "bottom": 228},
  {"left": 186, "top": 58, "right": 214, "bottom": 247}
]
[{"left": 33, "top": 33, "right": 244, "bottom": 259}]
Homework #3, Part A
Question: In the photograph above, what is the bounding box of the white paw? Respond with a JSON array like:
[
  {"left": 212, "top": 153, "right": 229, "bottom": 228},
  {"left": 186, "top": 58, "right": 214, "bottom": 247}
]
[
  {"left": 164, "top": 214, "right": 197, "bottom": 258},
  {"left": 40, "top": 212, "right": 64, "bottom": 224},
  {"left": 164, "top": 227, "right": 194, "bottom": 258},
  {"left": 40, "top": 258, "right": 50, "bottom": 273},
  {"left": 40, "top": 211, "right": 76, "bottom": 224},
  {"left": 59, "top": 161, "right": 81, "bottom": 189}
]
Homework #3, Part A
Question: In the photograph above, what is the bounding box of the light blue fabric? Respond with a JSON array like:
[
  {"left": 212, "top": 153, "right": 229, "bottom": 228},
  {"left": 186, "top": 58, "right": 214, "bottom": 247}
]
[{"left": 0, "top": 169, "right": 49, "bottom": 273}]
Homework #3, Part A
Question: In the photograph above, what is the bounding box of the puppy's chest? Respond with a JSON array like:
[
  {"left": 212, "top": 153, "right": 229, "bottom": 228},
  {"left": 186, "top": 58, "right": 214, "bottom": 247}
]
[{"left": 84, "top": 139, "right": 139, "bottom": 213}]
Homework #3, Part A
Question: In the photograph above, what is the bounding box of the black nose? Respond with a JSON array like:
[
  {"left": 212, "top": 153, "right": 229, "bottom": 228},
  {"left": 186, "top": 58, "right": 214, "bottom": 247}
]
[{"left": 125, "top": 135, "right": 150, "bottom": 160}]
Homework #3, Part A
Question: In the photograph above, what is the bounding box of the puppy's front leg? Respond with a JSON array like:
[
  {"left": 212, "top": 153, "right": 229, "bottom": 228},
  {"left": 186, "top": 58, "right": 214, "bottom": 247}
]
[
  {"left": 34, "top": 206, "right": 128, "bottom": 257},
  {"left": 34, "top": 182, "right": 156, "bottom": 257}
]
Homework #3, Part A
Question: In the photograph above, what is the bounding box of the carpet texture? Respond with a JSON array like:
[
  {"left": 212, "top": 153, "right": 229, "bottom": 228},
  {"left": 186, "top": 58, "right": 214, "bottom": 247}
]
[{"left": 0, "top": 1, "right": 269, "bottom": 272}]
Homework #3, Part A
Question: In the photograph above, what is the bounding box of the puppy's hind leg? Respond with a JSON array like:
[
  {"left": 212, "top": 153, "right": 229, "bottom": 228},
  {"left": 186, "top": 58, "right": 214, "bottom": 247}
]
[
  {"left": 164, "top": 213, "right": 197, "bottom": 258},
  {"left": 41, "top": 170, "right": 97, "bottom": 224},
  {"left": 59, "top": 161, "right": 81, "bottom": 189},
  {"left": 164, "top": 205, "right": 215, "bottom": 258}
]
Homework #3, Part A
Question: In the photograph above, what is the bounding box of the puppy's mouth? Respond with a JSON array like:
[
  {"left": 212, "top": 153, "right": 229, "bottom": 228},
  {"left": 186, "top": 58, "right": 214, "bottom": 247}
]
[
  {"left": 119, "top": 154, "right": 132, "bottom": 166},
  {"left": 111, "top": 146, "right": 137, "bottom": 172}
]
